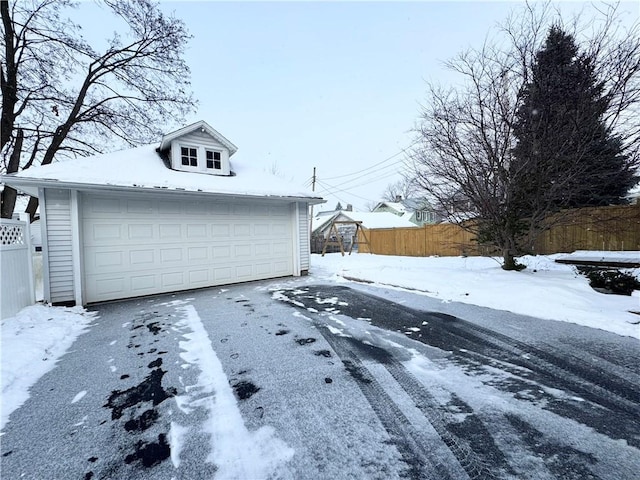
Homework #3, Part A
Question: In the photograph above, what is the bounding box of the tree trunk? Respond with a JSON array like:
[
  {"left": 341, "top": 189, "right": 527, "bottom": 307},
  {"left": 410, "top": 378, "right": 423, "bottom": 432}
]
[
  {"left": 1, "top": 187, "right": 18, "bottom": 219},
  {"left": 1, "top": 128, "right": 23, "bottom": 218},
  {"left": 502, "top": 249, "right": 518, "bottom": 270},
  {"left": 26, "top": 196, "right": 39, "bottom": 223}
]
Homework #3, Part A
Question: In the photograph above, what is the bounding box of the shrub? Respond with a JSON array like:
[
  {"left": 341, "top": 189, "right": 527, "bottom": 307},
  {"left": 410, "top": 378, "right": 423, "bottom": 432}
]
[{"left": 585, "top": 269, "right": 640, "bottom": 296}]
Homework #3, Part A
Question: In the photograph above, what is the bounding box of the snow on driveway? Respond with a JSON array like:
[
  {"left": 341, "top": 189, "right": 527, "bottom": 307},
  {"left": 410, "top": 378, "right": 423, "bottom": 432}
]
[
  {"left": 170, "top": 300, "right": 294, "bottom": 478},
  {"left": 2, "top": 252, "right": 638, "bottom": 434},
  {"left": 1, "top": 251, "right": 638, "bottom": 478}
]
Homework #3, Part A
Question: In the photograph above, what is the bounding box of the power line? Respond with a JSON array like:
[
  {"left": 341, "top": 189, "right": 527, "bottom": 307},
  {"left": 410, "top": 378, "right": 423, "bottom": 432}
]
[
  {"left": 319, "top": 163, "right": 414, "bottom": 194},
  {"left": 315, "top": 179, "right": 381, "bottom": 203},
  {"left": 321, "top": 140, "right": 419, "bottom": 182},
  {"left": 321, "top": 160, "right": 406, "bottom": 190}
]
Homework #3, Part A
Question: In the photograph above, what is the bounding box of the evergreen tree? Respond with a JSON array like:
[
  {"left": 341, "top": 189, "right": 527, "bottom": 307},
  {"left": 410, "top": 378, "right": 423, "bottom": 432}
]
[{"left": 513, "top": 25, "right": 637, "bottom": 209}]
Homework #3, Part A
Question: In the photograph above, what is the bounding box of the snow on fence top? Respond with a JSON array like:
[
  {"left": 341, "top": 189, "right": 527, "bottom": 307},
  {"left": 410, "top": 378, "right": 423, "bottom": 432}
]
[{"left": 0, "top": 220, "right": 26, "bottom": 246}]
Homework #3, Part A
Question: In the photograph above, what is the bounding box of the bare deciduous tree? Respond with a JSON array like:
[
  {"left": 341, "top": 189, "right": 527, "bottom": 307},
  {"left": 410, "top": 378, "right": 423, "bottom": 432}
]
[
  {"left": 381, "top": 177, "right": 421, "bottom": 203},
  {"left": 1, "top": 0, "right": 196, "bottom": 219},
  {"left": 411, "top": 2, "right": 639, "bottom": 270}
]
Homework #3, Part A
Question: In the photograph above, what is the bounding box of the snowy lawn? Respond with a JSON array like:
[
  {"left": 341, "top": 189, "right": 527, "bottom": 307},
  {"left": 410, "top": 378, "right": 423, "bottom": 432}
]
[
  {"left": 1, "top": 305, "right": 96, "bottom": 430},
  {"left": 311, "top": 252, "right": 640, "bottom": 339}
]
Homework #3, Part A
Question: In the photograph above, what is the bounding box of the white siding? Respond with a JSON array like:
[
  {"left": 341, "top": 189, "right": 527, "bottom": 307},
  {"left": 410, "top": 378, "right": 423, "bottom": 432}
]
[
  {"left": 299, "top": 203, "right": 310, "bottom": 271},
  {"left": 44, "top": 189, "right": 74, "bottom": 303}
]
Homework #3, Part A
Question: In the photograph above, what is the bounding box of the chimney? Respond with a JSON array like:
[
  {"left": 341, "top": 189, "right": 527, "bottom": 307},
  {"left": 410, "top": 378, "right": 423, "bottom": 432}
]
[
  {"left": 395, "top": 195, "right": 402, "bottom": 203},
  {"left": 346, "top": 204, "right": 353, "bottom": 211}
]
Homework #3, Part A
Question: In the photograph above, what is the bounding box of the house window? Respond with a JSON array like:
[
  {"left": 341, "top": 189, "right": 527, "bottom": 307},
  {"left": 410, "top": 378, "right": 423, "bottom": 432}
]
[
  {"left": 181, "top": 146, "right": 198, "bottom": 167},
  {"left": 206, "top": 150, "right": 222, "bottom": 170}
]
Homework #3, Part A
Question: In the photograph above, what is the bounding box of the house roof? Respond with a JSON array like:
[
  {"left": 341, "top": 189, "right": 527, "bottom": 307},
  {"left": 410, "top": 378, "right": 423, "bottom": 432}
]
[
  {"left": 375, "top": 201, "right": 407, "bottom": 213},
  {"left": 158, "top": 120, "right": 238, "bottom": 155},
  {"left": 313, "top": 211, "right": 417, "bottom": 233},
  {"left": 3, "top": 144, "right": 324, "bottom": 204}
]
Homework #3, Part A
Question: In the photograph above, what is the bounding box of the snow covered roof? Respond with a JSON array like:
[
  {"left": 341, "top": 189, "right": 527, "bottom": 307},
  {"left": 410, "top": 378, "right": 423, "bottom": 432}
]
[
  {"left": 3, "top": 144, "right": 323, "bottom": 204},
  {"left": 313, "top": 211, "right": 417, "bottom": 233},
  {"left": 376, "top": 201, "right": 407, "bottom": 213}
]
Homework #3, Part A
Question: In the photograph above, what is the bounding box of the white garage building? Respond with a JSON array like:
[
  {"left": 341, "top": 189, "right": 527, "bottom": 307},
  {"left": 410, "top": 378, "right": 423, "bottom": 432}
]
[{"left": 4, "top": 121, "right": 324, "bottom": 305}]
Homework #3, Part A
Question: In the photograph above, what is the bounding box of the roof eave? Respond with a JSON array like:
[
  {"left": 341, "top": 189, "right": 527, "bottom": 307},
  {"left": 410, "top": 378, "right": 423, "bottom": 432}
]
[{"left": 1, "top": 176, "right": 325, "bottom": 205}]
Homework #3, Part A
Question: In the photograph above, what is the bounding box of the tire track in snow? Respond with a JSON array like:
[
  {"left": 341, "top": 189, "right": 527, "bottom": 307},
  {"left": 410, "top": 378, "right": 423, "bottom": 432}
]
[
  {"left": 445, "top": 319, "right": 640, "bottom": 415},
  {"left": 284, "top": 285, "right": 640, "bottom": 447},
  {"left": 317, "top": 326, "right": 496, "bottom": 480}
]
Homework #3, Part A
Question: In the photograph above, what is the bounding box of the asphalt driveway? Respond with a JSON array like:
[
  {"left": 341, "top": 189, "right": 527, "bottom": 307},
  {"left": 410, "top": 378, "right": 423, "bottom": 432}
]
[{"left": 1, "top": 277, "right": 639, "bottom": 479}]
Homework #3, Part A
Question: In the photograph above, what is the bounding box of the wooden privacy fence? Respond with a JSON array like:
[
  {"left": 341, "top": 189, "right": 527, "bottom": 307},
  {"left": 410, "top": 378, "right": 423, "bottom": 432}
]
[{"left": 357, "top": 204, "right": 640, "bottom": 257}]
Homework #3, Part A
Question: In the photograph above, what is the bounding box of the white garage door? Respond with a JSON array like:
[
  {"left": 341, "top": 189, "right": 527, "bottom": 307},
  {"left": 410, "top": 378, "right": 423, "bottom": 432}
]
[{"left": 82, "top": 194, "right": 294, "bottom": 303}]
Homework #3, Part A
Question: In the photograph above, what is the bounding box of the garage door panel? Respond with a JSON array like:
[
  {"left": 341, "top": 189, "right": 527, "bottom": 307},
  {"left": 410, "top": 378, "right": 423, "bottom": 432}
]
[
  {"left": 213, "top": 245, "right": 231, "bottom": 258},
  {"left": 160, "top": 224, "right": 181, "bottom": 238},
  {"left": 214, "top": 267, "right": 232, "bottom": 282},
  {"left": 128, "top": 224, "right": 154, "bottom": 240},
  {"left": 213, "top": 224, "right": 230, "bottom": 237},
  {"left": 82, "top": 194, "right": 294, "bottom": 302},
  {"left": 127, "top": 199, "right": 154, "bottom": 214},
  {"left": 131, "top": 250, "right": 155, "bottom": 265},
  {"left": 234, "top": 244, "right": 252, "bottom": 257},
  {"left": 188, "top": 247, "right": 209, "bottom": 261},
  {"left": 160, "top": 248, "right": 183, "bottom": 262},
  {"left": 233, "top": 204, "right": 251, "bottom": 216},
  {"left": 158, "top": 201, "right": 181, "bottom": 215},
  {"left": 161, "top": 271, "right": 184, "bottom": 287},
  {"left": 211, "top": 203, "right": 230, "bottom": 215},
  {"left": 92, "top": 224, "right": 122, "bottom": 241},
  {"left": 187, "top": 224, "right": 207, "bottom": 238},
  {"left": 273, "top": 261, "right": 289, "bottom": 274},
  {"left": 95, "top": 251, "right": 123, "bottom": 268},
  {"left": 131, "top": 274, "right": 156, "bottom": 291},
  {"left": 89, "top": 198, "right": 121, "bottom": 213},
  {"left": 233, "top": 224, "right": 251, "bottom": 236},
  {"left": 269, "top": 205, "right": 288, "bottom": 216},
  {"left": 189, "top": 269, "right": 209, "bottom": 284},
  {"left": 236, "top": 265, "right": 253, "bottom": 279}
]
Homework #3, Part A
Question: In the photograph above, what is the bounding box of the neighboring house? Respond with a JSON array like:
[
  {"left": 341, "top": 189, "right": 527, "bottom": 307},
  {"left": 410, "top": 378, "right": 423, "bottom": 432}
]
[
  {"left": 2, "top": 120, "right": 324, "bottom": 305},
  {"left": 311, "top": 210, "right": 416, "bottom": 253},
  {"left": 372, "top": 196, "right": 440, "bottom": 226}
]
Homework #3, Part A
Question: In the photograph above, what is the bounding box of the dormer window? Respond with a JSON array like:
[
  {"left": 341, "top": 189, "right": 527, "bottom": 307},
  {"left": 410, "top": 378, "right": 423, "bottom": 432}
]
[
  {"left": 206, "top": 150, "right": 222, "bottom": 170},
  {"left": 181, "top": 146, "right": 198, "bottom": 167},
  {"left": 162, "top": 121, "right": 237, "bottom": 176}
]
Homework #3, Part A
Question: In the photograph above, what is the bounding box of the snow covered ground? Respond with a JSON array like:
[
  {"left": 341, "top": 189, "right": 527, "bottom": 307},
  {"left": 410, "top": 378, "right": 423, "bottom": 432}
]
[
  {"left": 1, "top": 305, "right": 96, "bottom": 429},
  {"left": 1, "top": 251, "right": 638, "bottom": 473},
  {"left": 310, "top": 252, "right": 640, "bottom": 339}
]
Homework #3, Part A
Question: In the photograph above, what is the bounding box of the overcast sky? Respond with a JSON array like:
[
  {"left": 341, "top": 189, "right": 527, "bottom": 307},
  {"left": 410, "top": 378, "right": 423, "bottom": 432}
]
[{"left": 77, "top": 0, "right": 639, "bottom": 211}]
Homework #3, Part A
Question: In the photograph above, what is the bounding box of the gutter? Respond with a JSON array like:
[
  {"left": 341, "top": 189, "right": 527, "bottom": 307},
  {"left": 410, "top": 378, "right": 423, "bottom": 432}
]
[{"left": 1, "top": 175, "right": 326, "bottom": 205}]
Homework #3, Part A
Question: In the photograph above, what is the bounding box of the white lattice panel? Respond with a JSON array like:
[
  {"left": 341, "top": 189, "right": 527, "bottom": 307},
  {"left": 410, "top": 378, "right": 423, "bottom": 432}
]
[{"left": 0, "top": 223, "right": 25, "bottom": 245}]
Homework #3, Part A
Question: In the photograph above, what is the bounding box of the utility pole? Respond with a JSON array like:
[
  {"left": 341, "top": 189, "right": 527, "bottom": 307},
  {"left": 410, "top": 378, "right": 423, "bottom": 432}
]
[{"left": 309, "top": 167, "right": 316, "bottom": 253}]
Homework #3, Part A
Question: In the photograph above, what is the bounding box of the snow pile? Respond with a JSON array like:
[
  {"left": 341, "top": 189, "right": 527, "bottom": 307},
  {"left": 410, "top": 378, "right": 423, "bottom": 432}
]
[
  {"left": 1, "top": 305, "right": 96, "bottom": 430},
  {"left": 311, "top": 253, "right": 640, "bottom": 339}
]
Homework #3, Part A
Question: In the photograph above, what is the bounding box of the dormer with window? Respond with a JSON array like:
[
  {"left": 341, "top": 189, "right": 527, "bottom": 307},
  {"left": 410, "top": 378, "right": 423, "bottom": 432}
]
[{"left": 159, "top": 120, "right": 238, "bottom": 176}]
